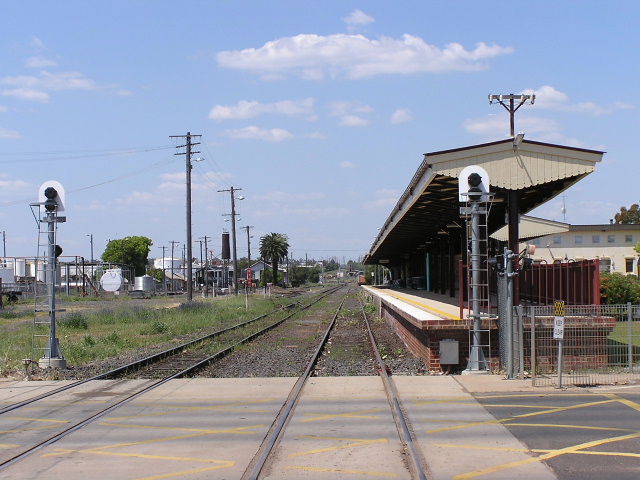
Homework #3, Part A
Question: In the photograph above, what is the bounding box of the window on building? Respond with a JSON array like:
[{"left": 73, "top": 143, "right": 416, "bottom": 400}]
[
  {"left": 553, "top": 236, "right": 561, "bottom": 245},
  {"left": 608, "top": 235, "right": 615, "bottom": 243},
  {"left": 599, "top": 258, "right": 611, "bottom": 272},
  {"left": 626, "top": 258, "right": 634, "bottom": 273},
  {"left": 625, "top": 234, "right": 633, "bottom": 243},
  {"left": 575, "top": 235, "right": 583, "bottom": 244},
  {"left": 531, "top": 238, "right": 540, "bottom": 246},
  {"left": 592, "top": 235, "right": 600, "bottom": 244}
]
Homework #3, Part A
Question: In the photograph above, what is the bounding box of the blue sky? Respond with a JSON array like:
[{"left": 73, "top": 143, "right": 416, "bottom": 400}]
[{"left": 1, "top": 1, "right": 638, "bottom": 263}]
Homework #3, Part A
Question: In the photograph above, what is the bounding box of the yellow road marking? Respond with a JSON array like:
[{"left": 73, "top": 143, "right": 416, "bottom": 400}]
[
  {"left": 452, "top": 431, "right": 640, "bottom": 479},
  {"left": 436, "top": 442, "right": 640, "bottom": 458},
  {"left": 289, "top": 435, "right": 388, "bottom": 458},
  {"left": 134, "top": 464, "right": 235, "bottom": 480},
  {"left": 4, "top": 416, "right": 67, "bottom": 423},
  {"left": 96, "top": 422, "right": 262, "bottom": 439},
  {"left": 604, "top": 393, "right": 640, "bottom": 412},
  {"left": 426, "top": 398, "right": 619, "bottom": 433},
  {"left": 301, "top": 408, "right": 382, "bottom": 422},
  {"left": 287, "top": 465, "right": 398, "bottom": 477},
  {"left": 46, "top": 449, "right": 235, "bottom": 479},
  {"left": 109, "top": 399, "right": 272, "bottom": 420}
]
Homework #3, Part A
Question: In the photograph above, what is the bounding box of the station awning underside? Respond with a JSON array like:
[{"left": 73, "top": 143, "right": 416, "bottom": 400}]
[{"left": 364, "top": 138, "right": 604, "bottom": 265}]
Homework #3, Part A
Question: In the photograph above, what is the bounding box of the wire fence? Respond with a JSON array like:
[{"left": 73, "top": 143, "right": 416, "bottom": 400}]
[{"left": 523, "top": 303, "right": 640, "bottom": 387}]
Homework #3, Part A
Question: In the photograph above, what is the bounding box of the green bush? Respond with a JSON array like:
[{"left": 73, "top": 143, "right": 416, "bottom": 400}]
[
  {"left": 60, "top": 312, "right": 89, "bottom": 330},
  {"left": 600, "top": 272, "right": 640, "bottom": 305}
]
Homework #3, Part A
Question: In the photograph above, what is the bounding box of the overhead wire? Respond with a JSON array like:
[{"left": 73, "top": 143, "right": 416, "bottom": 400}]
[
  {"left": 0, "top": 145, "right": 174, "bottom": 164},
  {"left": 0, "top": 153, "right": 179, "bottom": 207}
]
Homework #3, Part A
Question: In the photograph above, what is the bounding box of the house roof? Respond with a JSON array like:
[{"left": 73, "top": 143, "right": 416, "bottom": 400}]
[{"left": 365, "top": 139, "right": 604, "bottom": 264}]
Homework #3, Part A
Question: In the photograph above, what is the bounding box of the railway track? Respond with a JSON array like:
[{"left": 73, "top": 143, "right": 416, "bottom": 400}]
[
  {"left": 0, "top": 283, "right": 430, "bottom": 478},
  {"left": 0, "top": 285, "right": 343, "bottom": 470},
  {"left": 243, "top": 284, "right": 429, "bottom": 479}
]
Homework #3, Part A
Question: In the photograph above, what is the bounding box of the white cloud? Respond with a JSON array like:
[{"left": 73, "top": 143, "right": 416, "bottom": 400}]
[
  {"left": 522, "top": 85, "right": 633, "bottom": 116},
  {"left": 257, "top": 191, "right": 326, "bottom": 202},
  {"left": 329, "top": 100, "right": 373, "bottom": 126},
  {"left": 1, "top": 88, "right": 49, "bottom": 102},
  {"left": 221, "top": 126, "right": 295, "bottom": 142},
  {"left": 390, "top": 108, "right": 413, "bottom": 124},
  {"left": 216, "top": 34, "right": 514, "bottom": 80},
  {"left": 463, "top": 113, "right": 595, "bottom": 147},
  {"left": 25, "top": 56, "right": 57, "bottom": 68},
  {"left": 209, "top": 98, "right": 315, "bottom": 121},
  {"left": 340, "top": 161, "right": 356, "bottom": 168},
  {"left": 342, "top": 10, "right": 375, "bottom": 33},
  {"left": 0, "top": 127, "right": 20, "bottom": 139},
  {"left": 0, "top": 70, "right": 127, "bottom": 102},
  {"left": 366, "top": 189, "right": 400, "bottom": 209}
]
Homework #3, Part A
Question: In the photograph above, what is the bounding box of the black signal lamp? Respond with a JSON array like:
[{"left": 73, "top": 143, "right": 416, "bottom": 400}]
[
  {"left": 467, "top": 173, "right": 483, "bottom": 201},
  {"left": 44, "top": 186, "right": 58, "bottom": 212}
]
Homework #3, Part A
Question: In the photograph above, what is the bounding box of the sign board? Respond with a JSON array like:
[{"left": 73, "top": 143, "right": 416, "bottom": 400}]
[
  {"left": 246, "top": 268, "right": 252, "bottom": 288},
  {"left": 553, "top": 301, "right": 565, "bottom": 340}
]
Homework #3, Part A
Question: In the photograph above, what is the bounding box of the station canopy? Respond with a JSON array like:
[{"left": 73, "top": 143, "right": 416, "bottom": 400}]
[{"left": 364, "top": 138, "right": 604, "bottom": 265}]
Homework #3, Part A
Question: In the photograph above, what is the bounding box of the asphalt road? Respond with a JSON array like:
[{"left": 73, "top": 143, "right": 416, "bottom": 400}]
[{"left": 473, "top": 389, "right": 640, "bottom": 480}]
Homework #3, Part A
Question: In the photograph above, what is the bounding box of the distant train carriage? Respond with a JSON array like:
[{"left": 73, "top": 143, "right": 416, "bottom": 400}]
[{"left": 357, "top": 274, "right": 366, "bottom": 285}]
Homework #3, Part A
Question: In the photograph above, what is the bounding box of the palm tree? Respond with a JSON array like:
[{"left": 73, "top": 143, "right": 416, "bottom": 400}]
[{"left": 259, "top": 232, "right": 289, "bottom": 287}]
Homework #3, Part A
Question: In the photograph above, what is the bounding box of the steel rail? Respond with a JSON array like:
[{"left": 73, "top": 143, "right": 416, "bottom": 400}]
[
  {"left": 360, "top": 299, "right": 430, "bottom": 480},
  {"left": 0, "top": 286, "right": 345, "bottom": 470},
  {"left": 244, "top": 286, "right": 347, "bottom": 480},
  {"left": 0, "top": 287, "right": 341, "bottom": 415}
]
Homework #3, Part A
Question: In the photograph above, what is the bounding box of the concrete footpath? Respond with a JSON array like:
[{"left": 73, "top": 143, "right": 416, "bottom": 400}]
[{"left": 3, "top": 375, "right": 635, "bottom": 479}]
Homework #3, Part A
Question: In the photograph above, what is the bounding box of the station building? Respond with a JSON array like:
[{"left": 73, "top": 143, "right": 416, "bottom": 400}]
[{"left": 363, "top": 137, "right": 607, "bottom": 370}]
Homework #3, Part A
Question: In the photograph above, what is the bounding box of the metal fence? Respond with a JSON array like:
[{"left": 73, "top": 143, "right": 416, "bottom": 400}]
[{"left": 523, "top": 303, "right": 640, "bottom": 387}]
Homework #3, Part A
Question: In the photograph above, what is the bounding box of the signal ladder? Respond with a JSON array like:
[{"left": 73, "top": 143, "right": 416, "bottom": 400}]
[{"left": 31, "top": 213, "right": 65, "bottom": 367}]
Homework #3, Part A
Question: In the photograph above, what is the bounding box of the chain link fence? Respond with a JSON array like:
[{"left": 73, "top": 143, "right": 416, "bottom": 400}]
[{"left": 523, "top": 303, "right": 640, "bottom": 387}]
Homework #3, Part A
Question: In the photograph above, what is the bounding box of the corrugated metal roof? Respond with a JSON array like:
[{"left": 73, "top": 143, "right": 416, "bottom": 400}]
[
  {"left": 428, "top": 139, "right": 604, "bottom": 190},
  {"left": 365, "top": 139, "right": 605, "bottom": 265}
]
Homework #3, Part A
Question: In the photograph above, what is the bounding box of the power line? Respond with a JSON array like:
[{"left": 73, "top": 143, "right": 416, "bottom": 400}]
[{"left": 0, "top": 145, "right": 174, "bottom": 164}]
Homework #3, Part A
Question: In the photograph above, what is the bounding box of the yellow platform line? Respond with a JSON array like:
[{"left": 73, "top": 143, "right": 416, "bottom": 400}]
[{"left": 383, "top": 291, "right": 461, "bottom": 320}]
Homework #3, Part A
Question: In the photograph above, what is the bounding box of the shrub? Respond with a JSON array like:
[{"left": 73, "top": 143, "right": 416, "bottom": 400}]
[
  {"left": 600, "top": 272, "right": 640, "bottom": 305},
  {"left": 60, "top": 312, "right": 89, "bottom": 330}
]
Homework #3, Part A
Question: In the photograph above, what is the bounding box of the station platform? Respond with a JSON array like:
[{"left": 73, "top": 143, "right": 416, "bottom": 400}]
[
  {"left": 363, "top": 286, "right": 464, "bottom": 320},
  {"left": 0, "top": 375, "right": 566, "bottom": 480}
]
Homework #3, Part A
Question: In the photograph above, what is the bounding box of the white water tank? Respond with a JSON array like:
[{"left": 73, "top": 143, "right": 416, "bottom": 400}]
[
  {"left": 100, "top": 270, "right": 124, "bottom": 292},
  {"left": 135, "top": 275, "right": 155, "bottom": 291},
  {"left": 153, "top": 258, "right": 181, "bottom": 270},
  {"left": 15, "top": 259, "right": 26, "bottom": 277}
]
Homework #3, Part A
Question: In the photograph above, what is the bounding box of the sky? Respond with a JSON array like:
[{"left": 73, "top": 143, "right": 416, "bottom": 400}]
[{"left": 1, "top": 1, "right": 639, "bottom": 264}]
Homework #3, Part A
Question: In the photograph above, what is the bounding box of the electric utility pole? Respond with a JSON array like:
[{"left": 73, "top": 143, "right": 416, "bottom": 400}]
[
  {"left": 170, "top": 132, "right": 201, "bottom": 301},
  {"left": 242, "top": 226, "right": 253, "bottom": 266},
  {"left": 488, "top": 93, "right": 535, "bottom": 137},
  {"left": 218, "top": 186, "right": 242, "bottom": 294},
  {"left": 169, "top": 240, "right": 179, "bottom": 292}
]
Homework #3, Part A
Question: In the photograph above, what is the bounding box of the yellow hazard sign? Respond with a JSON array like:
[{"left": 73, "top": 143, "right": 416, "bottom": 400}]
[{"left": 554, "top": 301, "right": 565, "bottom": 317}]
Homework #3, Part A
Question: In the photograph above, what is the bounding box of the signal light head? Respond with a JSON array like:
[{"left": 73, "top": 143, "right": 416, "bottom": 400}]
[{"left": 43, "top": 186, "right": 58, "bottom": 211}]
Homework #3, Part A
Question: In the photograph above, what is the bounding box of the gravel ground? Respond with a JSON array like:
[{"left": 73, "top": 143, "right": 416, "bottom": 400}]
[
  {"left": 205, "top": 286, "right": 427, "bottom": 378},
  {"left": 13, "top": 285, "right": 427, "bottom": 381}
]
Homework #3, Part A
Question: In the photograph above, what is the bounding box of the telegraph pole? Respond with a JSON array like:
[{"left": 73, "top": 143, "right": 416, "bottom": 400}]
[
  {"left": 488, "top": 93, "right": 535, "bottom": 137},
  {"left": 200, "top": 235, "right": 210, "bottom": 297},
  {"left": 169, "top": 240, "right": 179, "bottom": 292},
  {"left": 170, "top": 132, "right": 201, "bottom": 301},
  {"left": 218, "top": 186, "right": 242, "bottom": 294},
  {"left": 159, "top": 246, "right": 167, "bottom": 295},
  {"left": 242, "top": 226, "right": 253, "bottom": 266}
]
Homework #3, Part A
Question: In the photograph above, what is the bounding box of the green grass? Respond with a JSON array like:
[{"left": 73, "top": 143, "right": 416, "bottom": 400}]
[
  {"left": 608, "top": 321, "right": 640, "bottom": 347},
  {"left": 0, "top": 295, "right": 278, "bottom": 375}
]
